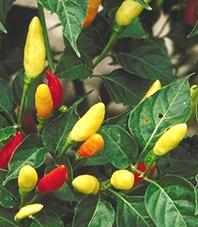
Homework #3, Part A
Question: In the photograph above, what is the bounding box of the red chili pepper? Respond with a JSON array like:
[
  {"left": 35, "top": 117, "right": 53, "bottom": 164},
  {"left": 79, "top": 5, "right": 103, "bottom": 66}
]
[
  {"left": 45, "top": 71, "right": 63, "bottom": 108},
  {"left": 37, "top": 165, "right": 68, "bottom": 193},
  {"left": 184, "top": 0, "right": 197, "bottom": 26},
  {"left": 0, "top": 131, "right": 24, "bottom": 169},
  {"left": 134, "top": 163, "right": 155, "bottom": 185}
]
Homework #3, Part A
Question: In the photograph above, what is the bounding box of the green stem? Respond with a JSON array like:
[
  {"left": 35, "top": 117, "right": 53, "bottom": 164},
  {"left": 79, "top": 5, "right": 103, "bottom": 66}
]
[
  {"left": 57, "top": 137, "right": 73, "bottom": 162},
  {"left": 28, "top": 193, "right": 41, "bottom": 204},
  {"left": 37, "top": 116, "right": 46, "bottom": 134},
  {"left": 101, "top": 180, "right": 111, "bottom": 191},
  {"left": 93, "top": 24, "right": 124, "bottom": 68},
  {"left": 37, "top": 2, "right": 55, "bottom": 72},
  {"left": 20, "top": 193, "right": 25, "bottom": 208},
  {"left": 17, "top": 75, "right": 33, "bottom": 126}
]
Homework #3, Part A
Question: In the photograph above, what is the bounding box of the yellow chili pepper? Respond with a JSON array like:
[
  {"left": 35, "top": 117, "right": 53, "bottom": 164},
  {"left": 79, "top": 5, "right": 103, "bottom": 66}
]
[
  {"left": 110, "top": 169, "right": 135, "bottom": 190},
  {"left": 35, "top": 84, "right": 54, "bottom": 119},
  {"left": 24, "top": 17, "right": 46, "bottom": 78},
  {"left": 15, "top": 204, "right": 43, "bottom": 220},
  {"left": 18, "top": 165, "right": 38, "bottom": 194},
  {"left": 76, "top": 133, "right": 104, "bottom": 159},
  {"left": 72, "top": 175, "right": 100, "bottom": 194},
  {"left": 142, "top": 80, "right": 162, "bottom": 100},
  {"left": 115, "top": 0, "right": 146, "bottom": 26},
  {"left": 153, "top": 123, "right": 187, "bottom": 156},
  {"left": 69, "top": 102, "right": 105, "bottom": 142}
]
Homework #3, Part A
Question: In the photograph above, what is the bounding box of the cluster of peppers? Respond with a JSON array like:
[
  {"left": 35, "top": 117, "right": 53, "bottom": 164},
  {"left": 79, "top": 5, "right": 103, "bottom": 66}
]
[{"left": 0, "top": 0, "right": 196, "bottom": 221}]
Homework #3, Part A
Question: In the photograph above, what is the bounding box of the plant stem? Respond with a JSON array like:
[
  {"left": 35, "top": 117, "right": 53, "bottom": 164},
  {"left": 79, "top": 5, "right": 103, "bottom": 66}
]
[
  {"left": 17, "top": 76, "right": 33, "bottom": 126},
  {"left": 37, "top": 2, "right": 55, "bottom": 72},
  {"left": 93, "top": 24, "right": 124, "bottom": 68},
  {"left": 37, "top": 116, "right": 46, "bottom": 134},
  {"left": 57, "top": 137, "right": 73, "bottom": 162}
]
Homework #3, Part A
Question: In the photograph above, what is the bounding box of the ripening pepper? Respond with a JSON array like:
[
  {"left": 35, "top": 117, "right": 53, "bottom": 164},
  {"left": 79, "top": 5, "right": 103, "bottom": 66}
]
[
  {"left": 184, "top": 0, "right": 197, "bottom": 26},
  {"left": 15, "top": 203, "right": 43, "bottom": 221},
  {"left": 18, "top": 165, "right": 38, "bottom": 194},
  {"left": 0, "top": 131, "right": 24, "bottom": 169},
  {"left": 45, "top": 70, "right": 63, "bottom": 108},
  {"left": 72, "top": 175, "right": 100, "bottom": 194},
  {"left": 110, "top": 170, "right": 134, "bottom": 190},
  {"left": 153, "top": 123, "right": 187, "bottom": 156},
  {"left": 24, "top": 17, "right": 46, "bottom": 78},
  {"left": 83, "top": 0, "right": 101, "bottom": 28},
  {"left": 134, "top": 163, "right": 155, "bottom": 185},
  {"left": 69, "top": 102, "right": 105, "bottom": 142},
  {"left": 35, "top": 84, "right": 54, "bottom": 119},
  {"left": 115, "top": 0, "right": 147, "bottom": 26},
  {"left": 37, "top": 165, "right": 68, "bottom": 193},
  {"left": 142, "top": 80, "right": 161, "bottom": 100},
  {"left": 76, "top": 133, "right": 104, "bottom": 159}
]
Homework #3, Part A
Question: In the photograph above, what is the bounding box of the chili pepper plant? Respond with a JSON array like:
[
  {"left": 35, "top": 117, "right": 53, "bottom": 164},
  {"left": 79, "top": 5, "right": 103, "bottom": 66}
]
[{"left": 0, "top": 0, "right": 197, "bottom": 226}]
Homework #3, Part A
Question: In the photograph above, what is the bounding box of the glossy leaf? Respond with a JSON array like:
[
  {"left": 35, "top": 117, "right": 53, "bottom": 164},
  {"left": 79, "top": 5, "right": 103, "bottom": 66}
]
[
  {"left": 128, "top": 77, "right": 191, "bottom": 157},
  {"left": 3, "top": 134, "right": 47, "bottom": 185},
  {"left": 31, "top": 210, "right": 64, "bottom": 227},
  {"left": 72, "top": 196, "right": 115, "bottom": 227},
  {"left": 0, "top": 80, "right": 14, "bottom": 112},
  {"left": 0, "top": 185, "right": 18, "bottom": 209},
  {"left": 100, "top": 125, "right": 138, "bottom": 168},
  {"left": 38, "top": 0, "right": 88, "bottom": 57},
  {"left": 145, "top": 175, "right": 198, "bottom": 227},
  {"left": 0, "top": 207, "right": 18, "bottom": 227},
  {"left": 114, "top": 39, "right": 174, "bottom": 81},
  {"left": 187, "top": 20, "right": 198, "bottom": 38},
  {"left": 110, "top": 191, "right": 154, "bottom": 227},
  {"left": 0, "top": 22, "right": 6, "bottom": 33},
  {"left": 0, "top": 0, "right": 15, "bottom": 26},
  {"left": 119, "top": 18, "right": 147, "bottom": 39},
  {"left": 101, "top": 69, "right": 147, "bottom": 106},
  {"left": 54, "top": 184, "right": 79, "bottom": 202},
  {"left": 134, "top": 0, "right": 152, "bottom": 10},
  {"left": 56, "top": 48, "right": 92, "bottom": 80},
  {"left": 0, "top": 126, "right": 16, "bottom": 143},
  {"left": 42, "top": 102, "right": 79, "bottom": 156}
]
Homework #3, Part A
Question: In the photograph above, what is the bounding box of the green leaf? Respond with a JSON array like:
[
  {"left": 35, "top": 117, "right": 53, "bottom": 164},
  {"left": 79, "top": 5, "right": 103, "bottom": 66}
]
[
  {"left": 114, "top": 39, "right": 174, "bottom": 81},
  {"left": 128, "top": 77, "right": 191, "bottom": 157},
  {"left": 119, "top": 18, "right": 147, "bottom": 39},
  {"left": 101, "top": 69, "right": 147, "bottom": 106},
  {"left": 81, "top": 151, "right": 109, "bottom": 167},
  {"left": 31, "top": 210, "right": 64, "bottom": 227},
  {"left": 0, "top": 80, "right": 14, "bottom": 112},
  {"left": 42, "top": 103, "right": 79, "bottom": 156},
  {"left": 0, "top": 207, "right": 18, "bottom": 227},
  {"left": 0, "top": 0, "right": 15, "bottom": 27},
  {"left": 72, "top": 196, "right": 115, "bottom": 227},
  {"left": 110, "top": 192, "right": 154, "bottom": 227},
  {"left": 187, "top": 20, "right": 198, "bottom": 38},
  {"left": 54, "top": 184, "right": 79, "bottom": 202},
  {"left": 56, "top": 48, "right": 93, "bottom": 80},
  {"left": 0, "top": 126, "right": 16, "bottom": 143},
  {"left": 3, "top": 134, "right": 47, "bottom": 185},
  {"left": 100, "top": 125, "right": 138, "bottom": 169},
  {"left": 38, "top": 0, "right": 88, "bottom": 57},
  {"left": 0, "top": 185, "right": 18, "bottom": 209},
  {"left": 0, "top": 21, "right": 6, "bottom": 33},
  {"left": 145, "top": 175, "right": 198, "bottom": 227},
  {"left": 158, "top": 137, "right": 198, "bottom": 178},
  {"left": 134, "top": 0, "right": 152, "bottom": 10},
  {"left": 194, "top": 174, "right": 198, "bottom": 215}
]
